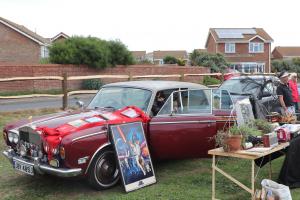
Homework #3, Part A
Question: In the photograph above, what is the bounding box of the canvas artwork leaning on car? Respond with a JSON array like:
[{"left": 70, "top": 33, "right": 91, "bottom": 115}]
[{"left": 3, "top": 81, "right": 235, "bottom": 190}]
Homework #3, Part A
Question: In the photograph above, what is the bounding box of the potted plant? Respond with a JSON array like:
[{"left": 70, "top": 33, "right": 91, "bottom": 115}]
[
  {"left": 215, "top": 124, "right": 262, "bottom": 152},
  {"left": 215, "top": 125, "right": 243, "bottom": 152},
  {"left": 251, "top": 119, "right": 273, "bottom": 134}
]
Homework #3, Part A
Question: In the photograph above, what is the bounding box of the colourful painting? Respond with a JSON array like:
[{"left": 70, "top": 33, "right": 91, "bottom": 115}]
[{"left": 110, "top": 122, "right": 156, "bottom": 192}]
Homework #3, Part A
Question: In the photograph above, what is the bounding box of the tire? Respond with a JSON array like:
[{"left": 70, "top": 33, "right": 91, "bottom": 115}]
[{"left": 88, "top": 148, "right": 120, "bottom": 190}]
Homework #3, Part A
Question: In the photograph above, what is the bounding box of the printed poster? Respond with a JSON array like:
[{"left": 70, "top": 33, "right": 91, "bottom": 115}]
[{"left": 110, "top": 122, "right": 156, "bottom": 192}]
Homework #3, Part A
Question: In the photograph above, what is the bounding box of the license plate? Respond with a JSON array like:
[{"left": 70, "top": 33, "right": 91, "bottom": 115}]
[{"left": 13, "top": 158, "right": 34, "bottom": 176}]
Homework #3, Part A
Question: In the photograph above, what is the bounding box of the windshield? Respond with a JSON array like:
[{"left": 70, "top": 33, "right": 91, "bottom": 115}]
[
  {"left": 219, "top": 79, "right": 263, "bottom": 95},
  {"left": 88, "top": 87, "right": 152, "bottom": 112}
]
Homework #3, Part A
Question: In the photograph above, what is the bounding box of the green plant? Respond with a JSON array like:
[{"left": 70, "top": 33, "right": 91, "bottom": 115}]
[
  {"left": 189, "top": 50, "right": 229, "bottom": 72},
  {"left": 250, "top": 119, "right": 273, "bottom": 133},
  {"left": 202, "top": 76, "right": 221, "bottom": 86},
  {"left": 177, "top": 58, "right": 186, "bottom": 66},
  {"left": 163, "top": 56, "right": 178, "bottom": 64},
  {"left": 49, "top": 36, "right": 133, "bottom": 69},
  {"left": 82, "top": 79, "right": 103, "bottom": 90}
]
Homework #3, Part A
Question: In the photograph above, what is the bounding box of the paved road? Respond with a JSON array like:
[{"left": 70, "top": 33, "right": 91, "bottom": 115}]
[{"left": 0, "top": 94, "right": 94, "bottom": 112}]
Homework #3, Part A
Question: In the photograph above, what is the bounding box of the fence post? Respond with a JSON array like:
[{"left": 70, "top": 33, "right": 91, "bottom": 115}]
[
  {"left": 62, "top": 73, "right": 68, "bottom": 110},
  {"left": 128, "top": 72, "right": 132, "bottom": 81},
  {"left": 180, "top": 73, "right": 184, "bottom": 81}
]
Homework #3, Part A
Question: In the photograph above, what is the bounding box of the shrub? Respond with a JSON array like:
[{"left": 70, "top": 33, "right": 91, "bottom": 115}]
[
  {"left": 163, "top": 56, "right": 178, "bottom": 64},
  {"left": 189, "top": 50, "right": 229, "bottom": 72},
  {"left": 49, "top": 36, "right": 134, "bottom": 69},
  {"left": 177, "top": 58, "right": 186, "bottom": 66},
  {"left": 107, "top": 40, "right": 135, "bottom": 67},
  {"left": 202, "top": 76, "right": 221, "bottom": 86},
  {"left": 82, "top": 79, "right": 103, "bottom": 90}
]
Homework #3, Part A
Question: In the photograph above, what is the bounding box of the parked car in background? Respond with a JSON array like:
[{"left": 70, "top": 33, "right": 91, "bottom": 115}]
[
  {"left": 219, "top": 75, "right": 280, "bottom": 118},
  {"left": 3, "top": 81, "right": 235, "bottom": 190}
]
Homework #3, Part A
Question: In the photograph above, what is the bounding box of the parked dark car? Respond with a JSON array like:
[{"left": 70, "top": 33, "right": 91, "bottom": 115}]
[
  {"left": 219, "top": 75, "right": 280, "bottom": 118},
  {"left": 3, "top": 81, "right": 235, "bottom": 190}
]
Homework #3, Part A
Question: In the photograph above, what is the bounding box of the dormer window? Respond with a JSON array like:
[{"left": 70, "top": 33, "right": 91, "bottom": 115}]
[
  {"left": 249, "top": 42, "right": 264, "bottom": 53},
  {"left": 225, "top": 43, "right": 235, "bottom": 53}
]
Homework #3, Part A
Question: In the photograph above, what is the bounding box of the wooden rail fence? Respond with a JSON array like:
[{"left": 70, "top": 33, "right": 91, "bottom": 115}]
[{"left": 0, "top": 72, "right": 275, "bottom": 109}]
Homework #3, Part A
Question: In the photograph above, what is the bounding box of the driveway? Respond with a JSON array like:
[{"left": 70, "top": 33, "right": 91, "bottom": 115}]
[{"left": 0, "top": 94, "right": 94, "bottom": 112}]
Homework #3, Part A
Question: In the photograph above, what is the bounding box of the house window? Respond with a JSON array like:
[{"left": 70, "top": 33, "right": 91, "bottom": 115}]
[
  {"left": 225, "top": 43, "right": 235, "bottom": 53},
  {"left": 230, "top": 63, "right": 265, "bottom": 73},
  {"left": 249, "top": 43, "right": 264, "bottom": 53},
  {"left": 40, "top": 46, "right": 49, "bottom": 58}
]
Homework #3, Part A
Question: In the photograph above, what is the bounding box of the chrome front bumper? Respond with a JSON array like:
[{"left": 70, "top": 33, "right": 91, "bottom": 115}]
[{"left": 3, "top": 149, "right": 82, "bottom": 178}]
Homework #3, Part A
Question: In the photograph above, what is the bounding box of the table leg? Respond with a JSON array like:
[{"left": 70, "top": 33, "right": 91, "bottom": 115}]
[
  {"left": 251, "top": 160, "right": 255, "bottom": 197},
  {"left": 269, "top": 155, "right": 272, "bottom": 179},
  {"left": 212, "top": 155, "right": 215, "bottom": 200}
]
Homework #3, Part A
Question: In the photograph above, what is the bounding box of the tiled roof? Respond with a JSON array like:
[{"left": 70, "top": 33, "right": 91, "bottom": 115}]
[
  {"left": 131, "top": 51, "right": 146, "bottom": 58},
  {"left": 153, "top": 50, "right": 188, "bottom": 60},
  {"left": 51, "top": 32, "right": 69, "bottom": 42},
  {"left": 273, "top": 46, "right": 300, "bottom": 57},
  {"left": 208, "top": 28, "right": 273, "bottom": 44},
  {"left": 0, "top": 16, "right": 49, "bottom": 45}
]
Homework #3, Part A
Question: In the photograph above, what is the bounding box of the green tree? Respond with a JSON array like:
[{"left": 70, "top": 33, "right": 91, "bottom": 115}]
[
  {"left": 163, "top": 56, "right": 178, "bottom": 64},
  {"left": 189, "top": 50, "right": 229, "bottom": 72},
  {"left": 107, "top": 40, "right": 135, "bottom": 67},
  {"left": 49, "top": 36, "right": 134, "bottom": 69}
]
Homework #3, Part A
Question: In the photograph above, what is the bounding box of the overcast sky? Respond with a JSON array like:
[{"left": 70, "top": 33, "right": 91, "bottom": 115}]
[{"left": 1, "top": 0, "right": 300, "bottom": 52}]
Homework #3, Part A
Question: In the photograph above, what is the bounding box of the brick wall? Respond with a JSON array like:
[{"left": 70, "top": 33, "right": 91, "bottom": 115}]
[
  {"left": 0, "top": 23, "right": 41, "bottom": 64},
  {"left": 0, "top": 64, "right": 210, "bottom": 92}
]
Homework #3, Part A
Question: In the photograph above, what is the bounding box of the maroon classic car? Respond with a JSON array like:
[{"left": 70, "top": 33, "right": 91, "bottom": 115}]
[{"left": 3, "top": 81, "right": 235, "bottom": 190}]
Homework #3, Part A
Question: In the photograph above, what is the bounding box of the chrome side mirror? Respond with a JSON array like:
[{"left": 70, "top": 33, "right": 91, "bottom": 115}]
[{"left": 76, "top": 100, "right": 84, "bottom": 109}]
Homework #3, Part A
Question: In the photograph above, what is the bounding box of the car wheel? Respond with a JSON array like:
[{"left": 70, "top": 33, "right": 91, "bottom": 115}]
[{"left": 88, "top": 148, "right": 119, "bottom": 190}]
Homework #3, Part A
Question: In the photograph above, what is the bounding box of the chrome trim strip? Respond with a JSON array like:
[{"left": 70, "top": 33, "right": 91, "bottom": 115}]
[
  {"left": 85, "top": 142, "right": 111, "bottom": 174},
  {"left": 150, "top": 120, "right": 216, "bottom": 125},
  {"left": 216, "top": 120, "right": 236, "bottom": 122},
  {"left": 72, "top": 131, "right": 107, "bottom": 142},
  {"left": 3, "top": 149, "right": 82, "bottom": 177}
]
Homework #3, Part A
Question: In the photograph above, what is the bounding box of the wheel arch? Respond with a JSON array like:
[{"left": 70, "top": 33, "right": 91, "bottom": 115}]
[{"left": 85, "top": 142, "right": 112, "bottom": 174}]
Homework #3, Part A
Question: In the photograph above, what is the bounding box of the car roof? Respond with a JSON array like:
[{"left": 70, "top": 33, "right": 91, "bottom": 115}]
[
  {"left": 229, "top": 75, "right": 278, "bottom": 81},
  {"left": 102, "top": 80, "right": 207, "bottom": 91}
]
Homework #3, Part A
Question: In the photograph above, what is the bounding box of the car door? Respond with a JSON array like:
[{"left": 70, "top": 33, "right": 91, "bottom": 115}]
[
  {"left": 148, "top": 89, "right": 217, "bottom": 160},
  {"left": 212, "top": 89, "right": 235, "bottom": 130}
]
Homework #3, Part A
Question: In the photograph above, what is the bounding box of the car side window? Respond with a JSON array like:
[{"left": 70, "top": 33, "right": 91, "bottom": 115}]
[
  {"left": 212, "top": 89, "right": 233, "bottom": 110},
  {"left": 152, "top": 89, "right": 178, "bottom": 116},
  {"left": 157, "top": 89, "right": 212, "bottom": 115}
]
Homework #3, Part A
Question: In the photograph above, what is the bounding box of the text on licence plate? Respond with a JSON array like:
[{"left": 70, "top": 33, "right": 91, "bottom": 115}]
[{"left": 13, "top": 159, "right": 34, "bottom": 176}]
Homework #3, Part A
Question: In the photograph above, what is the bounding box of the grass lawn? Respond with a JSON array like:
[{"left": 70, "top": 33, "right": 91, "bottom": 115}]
[{"left": 1, "top": 109, "right": 300, "bottom": 200}]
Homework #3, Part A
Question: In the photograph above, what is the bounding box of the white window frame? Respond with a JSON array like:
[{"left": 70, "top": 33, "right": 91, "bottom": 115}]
[
  {"left": 249, "top": 42, "right": 264, "bottom": 53},
  {"left": 225, "top": 43, "right": 235, "bottom": 53},
  {"left": 40, "top": 46, "right": 49, "bottom": 58}
]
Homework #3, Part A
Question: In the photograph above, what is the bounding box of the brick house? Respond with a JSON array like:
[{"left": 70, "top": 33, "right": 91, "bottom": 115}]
[
  {"left": 205, "top": 28, "right": 273, "bottom": 73},
  {"left": 130, "top": 51, "right": 146, "bottom": 62},
  {"left": 272, "top": 46, "right": 300, "bottom": 60},
  {"left": 0, "top": 17, "right": 69, "bottom": 64},
  {"left": 146, "top": 50, "right": 189, "bottom": 65}
]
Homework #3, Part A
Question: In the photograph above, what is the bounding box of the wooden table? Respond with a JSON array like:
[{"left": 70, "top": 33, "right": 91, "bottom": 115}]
[{"left": 208, "top": 142, "right": 289, "bottom": 200}]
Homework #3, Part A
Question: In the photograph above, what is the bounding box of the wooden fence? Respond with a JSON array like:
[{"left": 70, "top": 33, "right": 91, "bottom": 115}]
[{"left": 0, "top": 72, "right": 275, "bottom": 109}]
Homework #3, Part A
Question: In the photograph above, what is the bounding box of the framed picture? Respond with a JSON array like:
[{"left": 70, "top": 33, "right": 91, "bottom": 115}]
[
  {"left": 235, "top": 98, "right": 254, "bottom": 126},
  {"left": 110, "top": 122, "right": 156, "bottom": 192}
]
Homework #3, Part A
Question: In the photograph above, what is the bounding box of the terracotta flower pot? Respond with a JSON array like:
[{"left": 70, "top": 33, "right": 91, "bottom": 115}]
[{"left": 224, "top": 135, "right": 242, "bottom": 152}]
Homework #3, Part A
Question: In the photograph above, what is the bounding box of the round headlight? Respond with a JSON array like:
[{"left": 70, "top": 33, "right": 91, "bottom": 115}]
[
  {"left": 12, "top": 134, "right": 19, "bottom": 144},
  {"left": 8, "top": 132, "right": 13, "bottom": 143}
]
